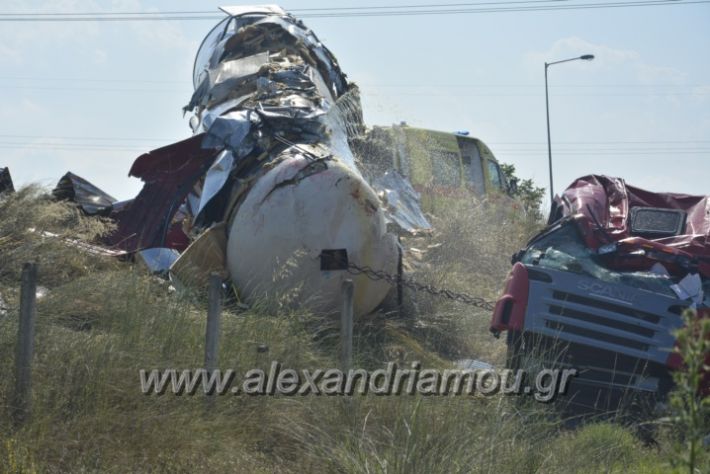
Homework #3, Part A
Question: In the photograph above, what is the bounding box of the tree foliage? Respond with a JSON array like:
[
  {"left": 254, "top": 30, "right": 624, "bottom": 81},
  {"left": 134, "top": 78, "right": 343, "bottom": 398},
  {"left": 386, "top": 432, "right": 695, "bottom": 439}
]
[{"left": 500, "top": 163, "right": 546, "bottom": 220}]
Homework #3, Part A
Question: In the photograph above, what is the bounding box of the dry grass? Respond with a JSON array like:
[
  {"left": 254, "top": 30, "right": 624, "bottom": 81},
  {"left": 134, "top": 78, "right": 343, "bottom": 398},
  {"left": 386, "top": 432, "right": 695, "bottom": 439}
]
[
  {"left": 0, "top": 187, "right": 683, "bottom": 473},
  {"left": 396, "top": 193, "right": 541, "bottom": 364}
]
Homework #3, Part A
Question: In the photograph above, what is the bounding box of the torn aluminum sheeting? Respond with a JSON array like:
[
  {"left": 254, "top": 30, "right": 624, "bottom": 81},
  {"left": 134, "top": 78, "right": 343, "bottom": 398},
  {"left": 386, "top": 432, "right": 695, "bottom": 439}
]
[
  {"left": 670, "top": 272, "right": 704, "bottom": 307},
  {"left": 211, "top": 52, "right": 269, "bottom": 88},
  {"left": 196, "top": 149, "right": 234, "bottom": 218},
  {"left": 201, "top": 109, "right": 260, "bottom": 155},
  {"left": 193, "top": 8, "right": 286, "bottom": 87},
  {"left": 193, "top": 66, "right": 325, "bottom": 135},
  {"left": 254, "top": 102, "right": 327, "bottom": 143},
  {"left": 217, "top": 16, "right": 346, "bottom": 98},
  {"left": 372, "top": 170, "right": 432, "bottom": 233},
  {"left": 260, "top": 16, "right": 347, "bottom": 96},
  {"left": 138, "top": 248, "right": 181, "bottom": 275},
  {"left": 53, "top": 172, "right": 116, "bottom": 216},
  {"left": 184, "top": 190, "right": 202, "bottom": 218},
  {"left": 195, "top": 78, "right": 256, "bottom": 113},
  {"left": 192, "top": 7, "right": 346, "bottom": 98},
  {"left": 188, "top": 52, "right": 269, "bottom": 112},
  {"left": 193, "top": 19, "right": 233, "bottom": 88},
  {"left": 268, "top": 67, "right": 320, "bottom": 95},
  {"left": 257, "top": 101, "right": 325, "bottom": 129},
  {"left": 269, "top": 94, "right": 320, "bottom": 111},
  {"left": 196, "top": 94, "right": 252, "bottom": 133},
  {"left": 0, "top": 167, "right": 14, "bottom": 194}
]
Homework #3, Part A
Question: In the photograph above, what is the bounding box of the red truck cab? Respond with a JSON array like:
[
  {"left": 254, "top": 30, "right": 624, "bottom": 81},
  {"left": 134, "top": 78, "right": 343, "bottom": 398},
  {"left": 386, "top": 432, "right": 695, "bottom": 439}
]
[{"left": 491, "top": 175, "right": 709, "bottom": 415}]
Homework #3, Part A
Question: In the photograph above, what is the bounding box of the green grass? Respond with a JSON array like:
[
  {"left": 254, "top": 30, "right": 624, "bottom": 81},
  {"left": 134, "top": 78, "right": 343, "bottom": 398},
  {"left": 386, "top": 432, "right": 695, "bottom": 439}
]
[{"left": 0, "top": 186, "right": 697, "bottom": 473}]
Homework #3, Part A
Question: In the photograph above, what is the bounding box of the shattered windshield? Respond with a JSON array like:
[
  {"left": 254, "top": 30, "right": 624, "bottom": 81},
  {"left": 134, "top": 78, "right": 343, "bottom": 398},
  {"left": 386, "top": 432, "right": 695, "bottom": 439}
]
[{"left": 521, "top": 221, "right": 679, "bottom": 298}]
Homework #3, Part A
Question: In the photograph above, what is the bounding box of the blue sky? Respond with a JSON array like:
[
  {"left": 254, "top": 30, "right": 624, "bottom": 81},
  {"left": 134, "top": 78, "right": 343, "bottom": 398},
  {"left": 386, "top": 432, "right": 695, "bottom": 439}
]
[{"left": 1, "top": 0, "right": 708, "bottom": 204}]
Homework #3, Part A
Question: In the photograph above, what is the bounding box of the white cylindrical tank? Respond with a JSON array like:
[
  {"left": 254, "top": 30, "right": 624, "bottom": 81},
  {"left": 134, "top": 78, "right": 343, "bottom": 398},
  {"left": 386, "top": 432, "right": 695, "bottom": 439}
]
[{"left": 226, "top": 150, "right": 398, "bottom": 317}]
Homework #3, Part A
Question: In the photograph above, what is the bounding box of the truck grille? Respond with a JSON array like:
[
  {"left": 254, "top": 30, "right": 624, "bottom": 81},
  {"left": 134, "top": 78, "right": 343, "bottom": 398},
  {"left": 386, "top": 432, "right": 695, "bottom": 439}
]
[
  {"left": 544, "top": 320, "right": 650, "bottom": 352},
  {"left": 538, "top": 289, "right": 663, "bottom": 356},
  {"left": 546, "top": 290, "right": 659, "bottom": 351},
  {"left": 524, "top": 268, "right": 684, "bottom": 367}
]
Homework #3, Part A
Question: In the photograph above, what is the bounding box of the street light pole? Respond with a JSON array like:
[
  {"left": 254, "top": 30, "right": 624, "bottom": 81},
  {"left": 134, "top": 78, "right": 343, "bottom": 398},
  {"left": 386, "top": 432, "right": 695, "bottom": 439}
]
[
  {"left": 545, "top": 62, "right": 553, "bottom": 205},
  {"left": 544, "top": 54, "right": 594, "bottom": 205}
]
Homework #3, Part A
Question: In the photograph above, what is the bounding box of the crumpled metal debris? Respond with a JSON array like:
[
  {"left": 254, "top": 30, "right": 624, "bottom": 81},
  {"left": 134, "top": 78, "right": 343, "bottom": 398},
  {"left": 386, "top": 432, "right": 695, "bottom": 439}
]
[
  {"left": 671, "top": 272, "right": 704, "bottom": 307},
  {"left": 170, "top": 223, "right": 227, "bottom": 290},
  {"left": 178, "top": 8, "right": 363, "bottom": 234},
  {"left": 373, "top": 170, "right": 432, "bottom": 233},
  {"left": 201, "top": 109, "right": 260, "bottom": 155},
  {"left": 107, "top": 135, "right": 219, "bottom": 252},
  {"left": 196, "top": 150, "right": 235, "bottom": 220},
  {"left": 53, "top": 172, "right": 116, "bottom": 216},
  {"left": 137, "top": 248, "right": 181, "bottom": 275},
  {"left": 0, "top": 167, "right": 14, "bottom": 194},
  {"left": 186, "top": 51, "right": 270, "bottom": 113}
]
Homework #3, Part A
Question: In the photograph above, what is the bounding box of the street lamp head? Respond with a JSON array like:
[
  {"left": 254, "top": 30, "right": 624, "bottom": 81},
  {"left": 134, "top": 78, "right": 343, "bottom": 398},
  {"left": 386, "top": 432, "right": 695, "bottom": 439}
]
[{"left": 580, "top": 54, "right": 595, "bottom": 61}]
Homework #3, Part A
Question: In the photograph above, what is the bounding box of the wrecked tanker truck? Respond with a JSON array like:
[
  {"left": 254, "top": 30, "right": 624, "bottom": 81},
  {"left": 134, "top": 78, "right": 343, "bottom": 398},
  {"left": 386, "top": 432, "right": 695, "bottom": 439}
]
[
  {"left": 490, "top": 175, "right": 709, "bottom": 414},
  {"left": 1, "top": 5, "right": 510, "bottom": 320},
  {"left": 30, "top": 4, "right": 490, "bottom": 318},
  {"left": 107, "top": 4, "right": 407, "bottom": 317},
  {"left": 23, "top": 5, "right": 511, "bottom": 318}
]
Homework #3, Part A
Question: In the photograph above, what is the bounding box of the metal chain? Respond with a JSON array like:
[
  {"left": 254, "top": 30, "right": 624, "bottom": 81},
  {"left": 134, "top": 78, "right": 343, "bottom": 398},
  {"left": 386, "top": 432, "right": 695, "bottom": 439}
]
[{"left": 346, "top": 262, "right": 496, "bottom": 311}]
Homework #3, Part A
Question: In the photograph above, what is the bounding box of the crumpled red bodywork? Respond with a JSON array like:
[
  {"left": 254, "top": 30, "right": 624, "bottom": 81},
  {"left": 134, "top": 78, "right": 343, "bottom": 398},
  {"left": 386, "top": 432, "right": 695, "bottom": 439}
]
[
  {"left": 548, "top": 175, "right": 709, "bottom": 394},
  {"left": 550, "top": 175, "right": 710, "bottom": 277},
  {"left": 106, "top": 134, "right": 219, "bottom": 252}
]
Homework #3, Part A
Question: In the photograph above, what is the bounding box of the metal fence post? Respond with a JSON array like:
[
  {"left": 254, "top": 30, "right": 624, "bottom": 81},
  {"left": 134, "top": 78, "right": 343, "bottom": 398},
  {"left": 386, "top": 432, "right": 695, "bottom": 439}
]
[
  {"left": 340, "top": 279, "right": 354, "bottom": 373},
  {"left": 13, "top": 262, "right": 37, "bottom": 427}
]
